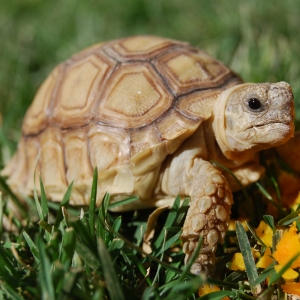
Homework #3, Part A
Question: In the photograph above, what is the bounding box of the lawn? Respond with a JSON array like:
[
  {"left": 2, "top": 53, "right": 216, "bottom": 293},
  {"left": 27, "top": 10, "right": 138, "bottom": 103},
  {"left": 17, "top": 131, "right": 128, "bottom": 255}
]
[{"left": 0, "top": 1, "right": 300, "bottom": 299}]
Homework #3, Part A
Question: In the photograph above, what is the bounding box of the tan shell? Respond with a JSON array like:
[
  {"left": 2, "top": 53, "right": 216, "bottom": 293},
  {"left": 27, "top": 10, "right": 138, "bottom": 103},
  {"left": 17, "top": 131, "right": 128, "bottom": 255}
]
[{"left": 3, "top": 35, "right": 241, "bottom": 207}]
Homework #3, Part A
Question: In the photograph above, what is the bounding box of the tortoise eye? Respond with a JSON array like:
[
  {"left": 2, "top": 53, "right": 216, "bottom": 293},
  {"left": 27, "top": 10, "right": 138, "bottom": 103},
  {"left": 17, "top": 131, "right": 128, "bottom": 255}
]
[{"left": 248, "top": 98, "right": 262, "bottom": 110}]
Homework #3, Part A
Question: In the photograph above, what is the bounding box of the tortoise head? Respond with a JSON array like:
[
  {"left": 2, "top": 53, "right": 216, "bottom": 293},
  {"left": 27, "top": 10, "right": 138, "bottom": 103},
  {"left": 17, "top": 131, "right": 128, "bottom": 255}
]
[{"left": 213, "top": 82, "right": 294, "bottom": 160}]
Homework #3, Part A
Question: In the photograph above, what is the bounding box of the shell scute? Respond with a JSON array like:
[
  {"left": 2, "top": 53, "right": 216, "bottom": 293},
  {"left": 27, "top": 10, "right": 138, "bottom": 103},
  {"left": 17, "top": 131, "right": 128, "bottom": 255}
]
[
  {"left": 52, "top": 53, "right": 115, "bottom": 128},
  {"left": 39, "top": 126, "right": 68, "bottom": 200},
  {"left": 177, "top": 78, "right": 243, "bottom": 120},
  {"left": 98, "top": 62, "right": 173, "bottom": 128},
  {"left": 154, "top": 49, "right": 231, "bottom": 95},
  {"left": 130, "top": 126, "right": 161, "bottom": 157},
  {"left": 96, "top": 164, "right": 135, "bottom": 206},
  {"left": 130, "top": 141, "right": 168, "bottom": 176},
  {"left": 103, "top": 35, "right": 185, "bottom": 61},
  {"left": 22, "top": 66, "right": 61, "bottom": 135},
  {"left": 24, "top": 138, "right": 41, "bottom": 195},
  {"left": 64, "top": 129, "right": 94, "bottom": 205},
  {"left": 87, "top": 124, "right": 130, "bottom": 172},
  {"left": 156, "top": 109, "right": 201, "bottom": 154},
  {"left": 177, "top": 90, "right": 219, "bottom": 120}
]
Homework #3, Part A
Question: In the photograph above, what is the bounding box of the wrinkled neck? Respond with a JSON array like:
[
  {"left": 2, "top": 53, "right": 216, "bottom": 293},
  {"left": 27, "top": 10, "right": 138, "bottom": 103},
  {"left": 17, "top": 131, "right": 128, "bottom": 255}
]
[
  {"left": 204, "top": 119, "right": 255, "bottom": 168},
  {"left": 211, "top": 86, "right": 257, "bottom": 166}
]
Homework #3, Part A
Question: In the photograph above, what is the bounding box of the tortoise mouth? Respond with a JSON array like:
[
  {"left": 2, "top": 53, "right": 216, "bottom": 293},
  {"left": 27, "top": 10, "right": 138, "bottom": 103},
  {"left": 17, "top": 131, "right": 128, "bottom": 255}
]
[
  {"left": 246, "top": 120, "right": 293, "bottom": 131},
  {"left": 244, "top": 121, "right": 294, "bottom": 148},
  {"left": 247, "top": 121, "right": 291, "bottom": 130}
]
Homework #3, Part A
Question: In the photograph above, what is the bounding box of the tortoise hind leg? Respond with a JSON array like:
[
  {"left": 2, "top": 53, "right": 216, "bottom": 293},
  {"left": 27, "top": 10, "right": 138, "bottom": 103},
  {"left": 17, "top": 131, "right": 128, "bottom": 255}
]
[{"left": 181, "top": 158, "right": 232, "bottom": 276}]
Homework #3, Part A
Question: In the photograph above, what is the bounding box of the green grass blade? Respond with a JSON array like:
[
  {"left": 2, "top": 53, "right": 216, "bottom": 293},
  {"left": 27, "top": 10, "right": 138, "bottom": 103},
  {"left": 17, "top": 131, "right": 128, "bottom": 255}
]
[
  {"left": 207, "top": 277, "right": 239, "bottom": 289},
  {"left": 270, "top": 175, "right": 281, "bottom": 201},
  {"left": 54, "top": 181, "right": 73, "bottom": 228},
  {"left": 141, "top": 286, "right": 158, "bottom": 300},
  {"left": 236, "top": 291, "right": 257, "bottom": 299},
  {"left": 38, "top": 220, "right": 53, "bottom": 233},
  {"left": 108, "top": 238, "right": 124, "bottom": 252},
  {"left": 38, "top": 219, "right": 53, "bottom": 244},
  {"left": 37, "top": 237, "right": 55, "bottom": 300},
  {"left": 47, "top": 227, "right": 61, "bottom": 262},
  {"left": 236, "top": 221, "right": 260, "bottom": 295},
  {"left": 0, "top": 247, "right": 19, "bottom": 279},
  {"left": 159, "top": 281, "right": 182, "bottom": 297},
  {"left": 155, "top": 228, "right": 182, "bottom": 256},
  {"left": 152, "top": 228, "right": 168, "bottom": 286},
  {"left": 75, "top": 241, "right": 101, "bottom": 271},
  {"left": 0, "top": 192, "right": 3, "bottom": 236},
  {"left": 121, "top": 247, "right": 152, "bottom": 286},
  {"left": 263, "top": 215, "right": 275, "bottom": 232},
  {"left": 255, "top": 182, "right": 273, "bottom": 200},
  {"left": 246, "top": 221, "right": 267, "bottom": 248},
  {"left": 89, "top": 168, "right": 98, "bottom": 237},
  {"left": 175, "top": 196, "right": 190, "bottom": 225},
  {"left": 0, "top": 176, "right": 26, "bottom": 217},
  {"left": 2, "top": 242, "right": 20, "bottom": 249},
  {"left": 278, "top": 211, "right": 300, "bottom": 226},
  {"left": 257, "top": 284, "right": 277, "bottom": 300},
  {"left": 31, "top": 158, "right": 43, "bottom": 221},
  {"left": 111, "top": 215, "right": 122, "bottom": 234},
  {"left": 255, "top": 182, "right": 285, "bottom": 215},
  {"left": 180, "top": 236, "right": 204, "bottom": 281},
  {"left": 23, "top": 231, "right": 40, "bottom": 263},
  {"left": 71, "top": 218, "right": 96, "bottom": 253},
  {"left": 33, "top": 183, "right": 43, "bottom": 221},
  {"left": 108, "top": 195, "right": 139, "bottom": 209},
  {"left": 252, "top": 261, "right": 276, "bottom": 286},
  {"left": 61, "top": 227, "right": 76, "bottom": 267},
  {"left": 39, "top": 176, "right": 49, "bottom": 220},
  {"left": 47, "top": 201, "right": 79, "bottom": 216},
  {"left": 97, "top": 192, "right": 110, "bottom": 240},
  {"left": 164, "top": 260, "right": 181, "bottom": 283},
  {"left": 91, "top": 288, "right": 104, "bottom": 300},
  {"left": 1, "top": 282, "right": 24, "bottom": 300},
  {"left": 60, "top": 269, "right": 82, "bottom": 298},
  {"left": 51, "top": 261, "right": 66, "bottom": 295},
  {"left": 163, "top": 275, "right": 205, "bottom": 300},
  {"left": 97, "top": 237, "right": 125, "bottom": 300},
  {"left": 153, "top": 195, "right": 180, "bottom": 249}
]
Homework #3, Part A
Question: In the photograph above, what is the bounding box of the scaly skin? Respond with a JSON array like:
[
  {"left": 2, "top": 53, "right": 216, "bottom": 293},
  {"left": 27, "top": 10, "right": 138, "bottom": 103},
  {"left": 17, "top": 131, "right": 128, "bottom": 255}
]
[{"left": 181, "top": 158, "right": 232, "bottom": 275}]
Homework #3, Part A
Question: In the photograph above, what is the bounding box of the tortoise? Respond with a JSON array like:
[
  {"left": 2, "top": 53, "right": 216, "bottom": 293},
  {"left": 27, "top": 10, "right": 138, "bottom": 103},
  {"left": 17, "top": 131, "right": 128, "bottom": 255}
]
[{"left": 2, "top": 35, "right": 295, "bottom": 275}]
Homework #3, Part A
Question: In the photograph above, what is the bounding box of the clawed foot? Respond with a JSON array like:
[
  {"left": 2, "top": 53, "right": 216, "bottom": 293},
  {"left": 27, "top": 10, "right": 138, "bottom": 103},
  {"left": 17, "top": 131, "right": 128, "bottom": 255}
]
[{"left": 181, "top": 159, "right": 232, "bottom": 275}]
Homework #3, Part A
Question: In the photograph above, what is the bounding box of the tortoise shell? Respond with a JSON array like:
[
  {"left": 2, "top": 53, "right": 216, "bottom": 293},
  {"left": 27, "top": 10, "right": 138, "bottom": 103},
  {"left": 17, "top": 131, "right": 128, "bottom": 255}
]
[{"left": 3, "top": 35, "right": 241, "bottom": 207}]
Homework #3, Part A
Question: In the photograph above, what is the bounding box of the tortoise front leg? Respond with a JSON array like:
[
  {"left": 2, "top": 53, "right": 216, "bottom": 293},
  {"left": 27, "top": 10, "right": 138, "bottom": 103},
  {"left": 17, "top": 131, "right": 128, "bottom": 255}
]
[{"left": 181, "top": 158, "right": 232, "bottom": 275}]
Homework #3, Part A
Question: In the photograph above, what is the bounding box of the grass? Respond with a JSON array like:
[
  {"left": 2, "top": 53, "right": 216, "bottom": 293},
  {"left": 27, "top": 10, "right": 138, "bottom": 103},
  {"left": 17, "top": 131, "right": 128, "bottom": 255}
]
[
  {"left": 0, "top": 154, "right": 300, "bottom": 299},
  {"left": 0, "top": 174, "right": 205, "bottom": 299},
  {"left": 1, "top": 0, "right": 300, "bottom": 299}
]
